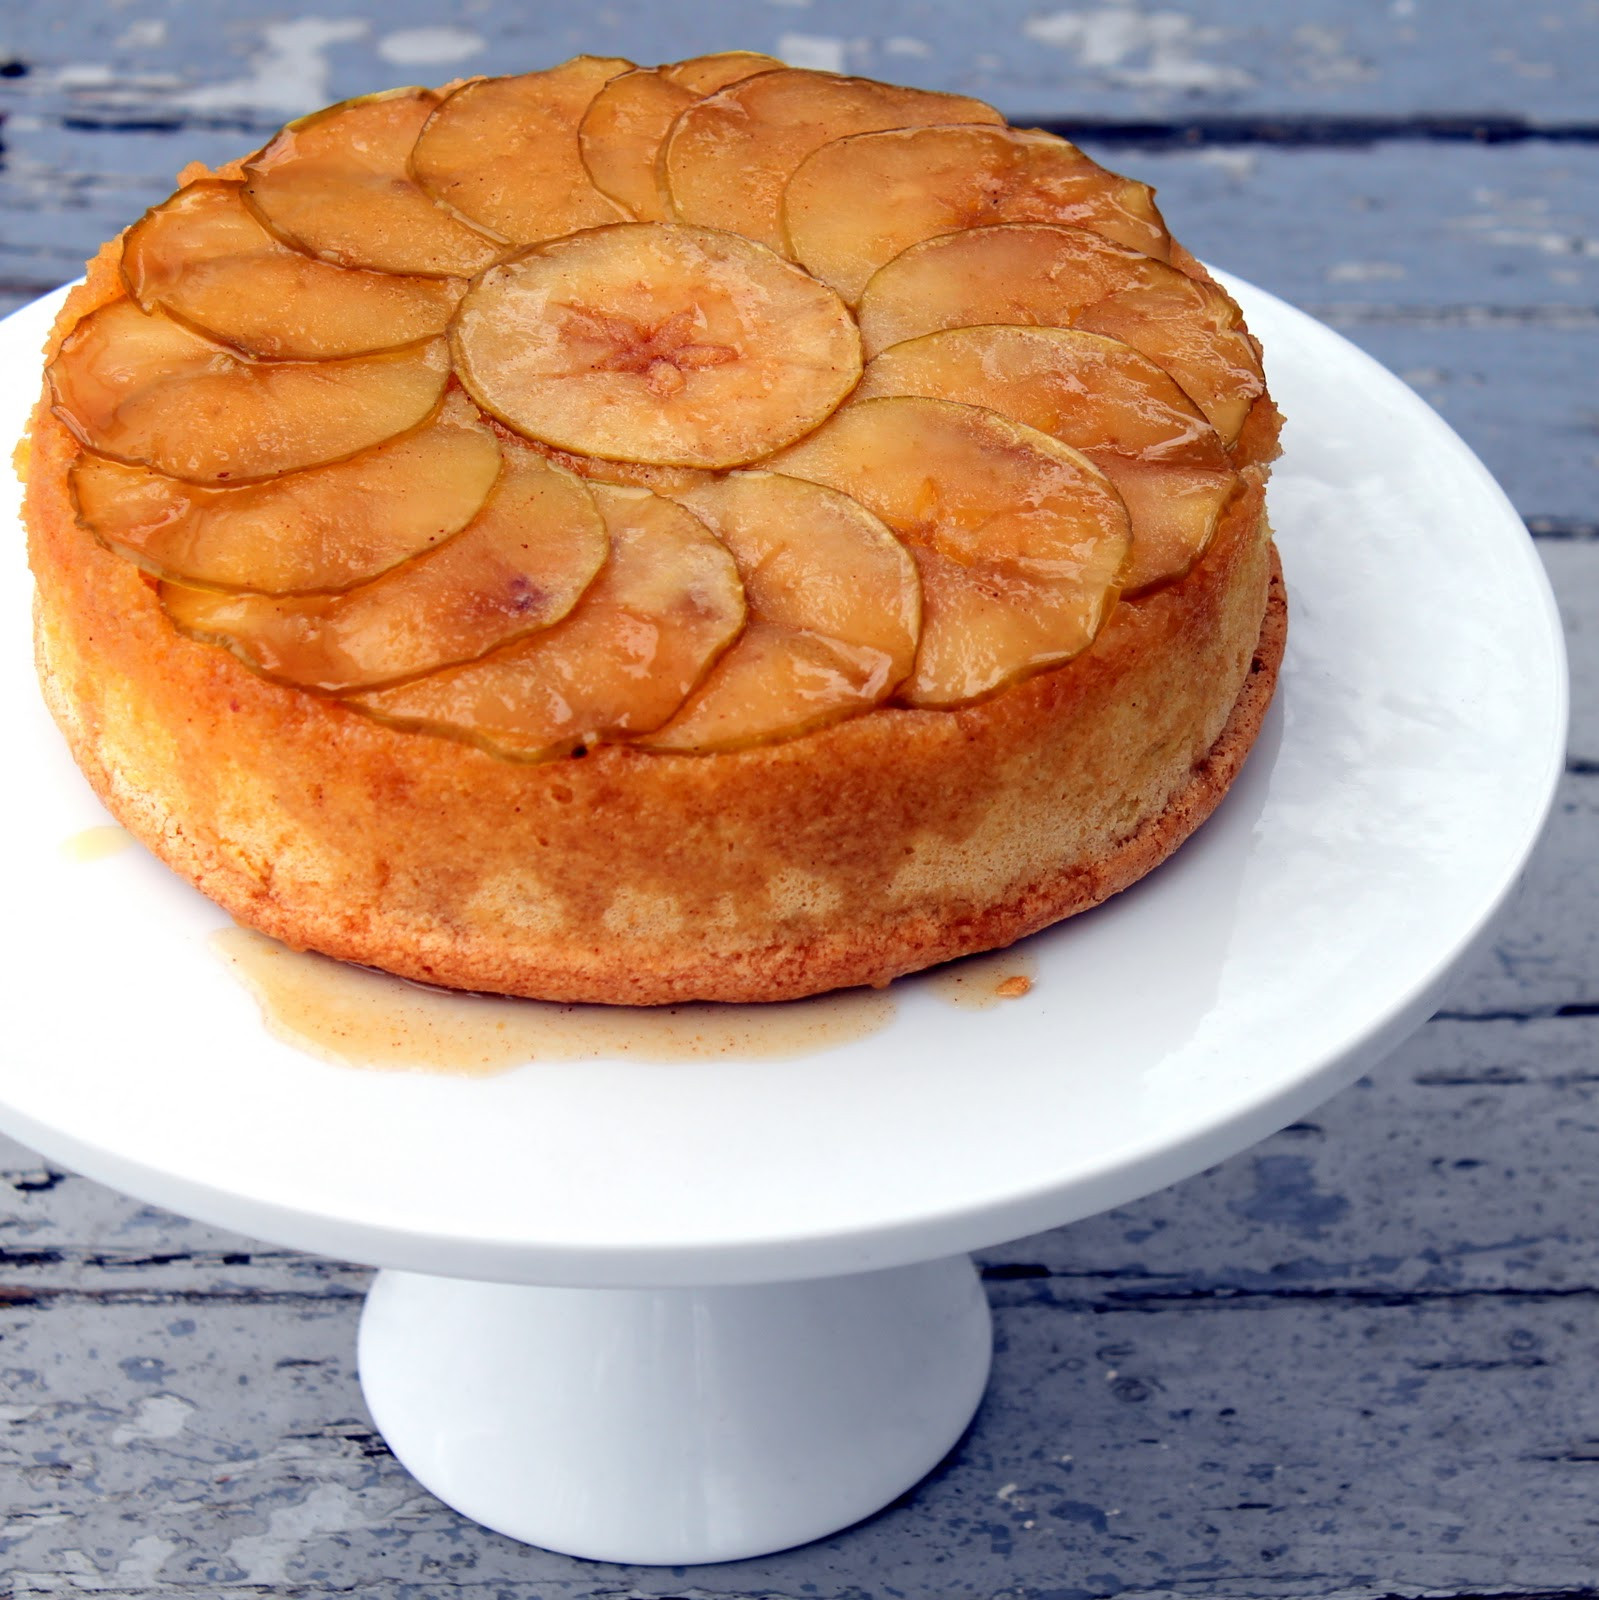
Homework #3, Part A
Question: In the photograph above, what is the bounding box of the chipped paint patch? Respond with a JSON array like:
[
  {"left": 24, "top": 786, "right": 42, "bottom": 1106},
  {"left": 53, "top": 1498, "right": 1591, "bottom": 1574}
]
[
  {"left": 378, "top": 26, "right": 485, "bottom": 66},
  {"left": 885, "top": 36, "right": 933, "bottom": 58},
  {"left": 115, "top": 1534, "right": 176, "bottom": 1585},
  {"left": 1022, "top": 5, "right": 1254, "bottom": 93},
  {"left": 1327, "top": 260, "right": 1407, "bottom": 283},
  {"left": 1231, "top": 1153, "right": 1350, "bottom": 1239},
  {"left": 111, "top": 1392, "right": 196, "bottom": 1446},
  {"left": 1291, "top": 23, "right": 1375, "bottom": 88},
  {"left": 225, "top": 1483, "right": 368, "bottom": 1585},
  {"left": 115, "top": 20, "right": 168, "bottom": 50},
  {"left": 778, "top": 32, "right": 847, "bottom": 73},
  {"left": 53, "top": 64, "right": 116, "bottom": 87},
  {"left": 1195, "top": 147, "right": 1258, "bottom": 180},
  {"left": 1454, "top": 191, "right": 1599, "bottom": 259},
  {"left": 179, "top": 18, "right": 368, "bottom": 115}
]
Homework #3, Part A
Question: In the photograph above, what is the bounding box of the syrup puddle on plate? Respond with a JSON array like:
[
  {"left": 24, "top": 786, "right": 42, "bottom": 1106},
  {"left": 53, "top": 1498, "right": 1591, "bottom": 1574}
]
[
  {"left": 61, "top": 825, "right": 133, "bottom": 862},
  {"left": 212, "top": 925, "right": 897, "bottom": 1073},
  {"left": 924, "top": 949, "right": 1038, "bottom": 1010}
]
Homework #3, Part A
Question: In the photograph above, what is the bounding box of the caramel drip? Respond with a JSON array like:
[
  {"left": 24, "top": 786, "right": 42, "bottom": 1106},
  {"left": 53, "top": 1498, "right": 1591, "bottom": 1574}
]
[{"left": 211, "top": 925, "right": 896, "bottom": 1073}]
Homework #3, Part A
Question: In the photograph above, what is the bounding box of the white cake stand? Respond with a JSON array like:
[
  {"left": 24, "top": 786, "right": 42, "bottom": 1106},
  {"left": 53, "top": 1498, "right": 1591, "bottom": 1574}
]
[{"left": 0, "top": 278, "right": 1565, "bottom": 1565}]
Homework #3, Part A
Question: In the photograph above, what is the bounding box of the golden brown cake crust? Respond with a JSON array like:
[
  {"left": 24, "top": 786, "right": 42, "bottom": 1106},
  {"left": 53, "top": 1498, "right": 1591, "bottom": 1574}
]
[{"left": 25, "top": 162, "right": 1285, "bottom": 1006}]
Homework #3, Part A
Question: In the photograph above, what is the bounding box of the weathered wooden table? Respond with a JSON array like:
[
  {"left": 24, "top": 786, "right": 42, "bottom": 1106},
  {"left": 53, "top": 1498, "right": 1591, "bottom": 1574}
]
[{"left": 3, "top": 4, "right": 1595, "bottom": 1595}]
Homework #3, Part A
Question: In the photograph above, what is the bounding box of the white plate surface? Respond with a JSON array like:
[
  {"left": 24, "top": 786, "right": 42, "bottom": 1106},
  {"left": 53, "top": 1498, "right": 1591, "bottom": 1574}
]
[{"left": 2, "top": 277, "right": 1567, "bottom": 1287}]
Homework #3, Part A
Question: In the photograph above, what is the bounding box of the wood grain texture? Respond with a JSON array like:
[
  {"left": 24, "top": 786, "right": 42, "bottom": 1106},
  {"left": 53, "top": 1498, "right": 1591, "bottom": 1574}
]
[
  {"left": 1, "top": 4, "right": 1594, "bottom": 1596},
  {"left": 3, "top": 1, "right": 1597, "bottom": 123}
]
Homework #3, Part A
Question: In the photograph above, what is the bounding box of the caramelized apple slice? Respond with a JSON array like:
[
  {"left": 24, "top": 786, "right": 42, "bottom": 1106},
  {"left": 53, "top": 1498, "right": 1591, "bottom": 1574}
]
[
  {"left": 857, "top": 326, "right": 1238, "bottom": 591},
  {"left": 663, "top": 51, "right": 783, "bottom": 94},
  {"left": 661, "top": 68, "right": 1004, "bottom": 252},
  {"left": 579, "top": 68, "right": 695, "bottom": 222},
  {"left": 72, "top": 394, "right": 500, "bottom": 594},
  {"left": 161, "top": 444, "right": 607, "bottom": 691},
  {"left": 453, "top": 222, "right": 860, "bottom": 469},
  {"left": 412, "top": 57, "right": 634, "bottom": 244},
  {"left": 643, "top": 472, "right": 919, "bottom": 751},
  {"left": 856, "top": 223, "right": 1264, "bottom": 445},
  {"left": 242, "top": 89, "right": 503, "bottom": 277},
  {"left": 354, "top": 484, "right": 745, "bottom": 759},
  {"left": 769, "top": 397, "right": 1129, "bottom": 706},
  {"left": 579, "top": 54, "right": 782, "bottom": 222},
  {"left": 123, "top": 180, "right": 461, "bottom": 359},
  {"left": 48, "top": 299, "right": 450, "bottom": 485},
  {"left": 786, "top": 125, "right": 1169, "bottom": 301}
]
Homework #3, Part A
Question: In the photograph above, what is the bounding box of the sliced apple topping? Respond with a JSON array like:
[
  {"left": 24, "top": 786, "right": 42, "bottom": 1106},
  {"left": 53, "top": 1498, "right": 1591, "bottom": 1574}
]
[
  {"left": 71, "top": 394, "right": 501, "bottom": 594},
  {"left": 770, "top": 397, "right": 1130, "bottom": 707},
  {"left": 353, "top": 483, "right": 745, "bottom": 760},
  {"left": 857, "top": 326, "right": 1238, "bottom": 592},
  {"left": 856, "top": 223, "right": 1265, "bottom": 445},
  {"left": 242, "top": 89, "right": 503, "bottom": 278},
  {"left": 161, "top": 443, "right": 607, "bottom": 692},
  {"left": 785, "top": 125, "right": 1169, "bottom": 302},
  {"left": 579, "top": 55, "right": 779, "bottom": 223},
  {"left": 661, "top": 68, "right": 1004, "bottom": 252},
  {"left": 122, "top": 180, "right": 462, "bottom": 360},
  {"left": 48, "top": 298, "right": 450, "bottom": 485},
  {"left": 412, "top": 57, "right": 634, "bottom": 244},
  {"left": 642, "top": 472, "right": 919, "bottom": 752},
  {"left": 452, "top": 222, "right": 861, "bottom": 469}
]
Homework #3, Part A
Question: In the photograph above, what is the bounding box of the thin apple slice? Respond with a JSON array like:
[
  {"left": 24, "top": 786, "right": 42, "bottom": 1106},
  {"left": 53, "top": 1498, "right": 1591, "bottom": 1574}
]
[
  {"left": 857, "top": 326, "right": 1238, "bottom": 591},
  {"left": 161, "top": 443, "right": 607, "bottom": 692},
  {"left": 122, "top": 180, "right": 462, "bottom": 359},
  {"left": 769, "top": 397, "right": 1129, "bottom": 707},
  {"left": 578, "top": 53, "right": 782, "bottom": 223},
  {"left": 353, "top": 483, "right": 745, "bottom": 759},
  {"left": 412, "top": 57, "right": 634, "bottom": 244},
  {"left": 856, "top": 223, "right": 1264, "bottom": 445},
  {"left": 1074, "top": 281, "right": 1266, "bottom": 450},
  {"left": 242, "top": 89, "right": 503, "bottom": 278},
  {"left": 661, "top": 68, "right": 1004, "bottom": 252},
  {"left": 71, "top": 394, "right": 501, "bottom": 594},
  {"left": 663, "top": 51, "right": 783, "bottom": 94},
  {"left": 452, "top": 222, "right": 860, "bottom": 469},
  {"left": 785, "top": 125, "right": 1169, "bottom": 301},
  {"left": 579, "top": 68, "right": 695, "bottom": 222},
  {"left": 48, "top": 298, "right": 450, "bottom": 485},
  {"left": 643, "top": 471, "right": 920, "bottom": 751}
]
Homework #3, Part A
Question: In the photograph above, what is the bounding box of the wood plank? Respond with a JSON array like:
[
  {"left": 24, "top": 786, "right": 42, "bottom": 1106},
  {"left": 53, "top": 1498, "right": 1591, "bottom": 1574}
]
[
  {"left": 985, "top": 1016, "right": 1599, "bottom": 1289},
  {"left": 1542, "top": 542, "right": 1599, "bottom": 764},
  {"left": 1124, "top": 145, "right": 1599, "bottom": 314},
  {"left": 1298, "top": 324, "right": 1599, "bottom": 521},
  {"left": 2, "top": 1, "right": 1597, "bottom": 125},
  {"left": 1440, "top": 774, "right": 1597, "bottom": 1015},
  {"left": 3, "top": 1290, "right": 1597, "bottom": 1595},
  {"left": 0, "top": 12, "right": 1592, "bottom": 1595}
]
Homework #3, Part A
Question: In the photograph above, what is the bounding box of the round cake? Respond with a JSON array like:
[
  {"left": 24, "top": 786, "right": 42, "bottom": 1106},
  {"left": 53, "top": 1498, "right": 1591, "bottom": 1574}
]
[{"left": 23, "top": 54, "right": 1285, "bottom": 1005}]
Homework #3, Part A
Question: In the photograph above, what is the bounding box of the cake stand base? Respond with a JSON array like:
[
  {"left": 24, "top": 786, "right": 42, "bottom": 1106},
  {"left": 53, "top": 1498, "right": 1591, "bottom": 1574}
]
[{"left": 356, "top": 1255, "right": 994, "bottom": 1565}]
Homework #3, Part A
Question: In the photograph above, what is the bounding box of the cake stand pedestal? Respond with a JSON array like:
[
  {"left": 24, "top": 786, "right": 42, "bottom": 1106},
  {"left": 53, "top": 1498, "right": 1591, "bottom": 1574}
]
[
  {"left": 0, "top": 279, "right": 1566, "bottom": 1565},
  {"left": 359, "top": 1258, "right": 992, "bottom": 1563}
]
